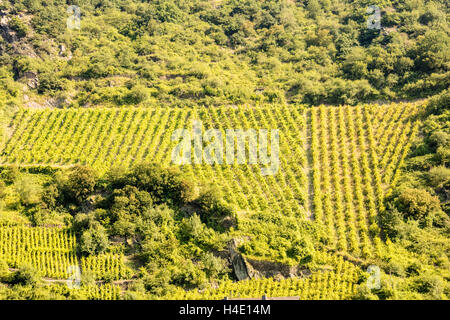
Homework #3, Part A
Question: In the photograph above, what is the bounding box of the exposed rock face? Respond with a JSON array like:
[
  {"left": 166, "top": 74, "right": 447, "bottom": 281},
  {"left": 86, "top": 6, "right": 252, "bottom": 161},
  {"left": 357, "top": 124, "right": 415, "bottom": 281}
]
[
  {"left": 0, "top": 12, "right": 40, "bottom": 60},
  {"left": 229, "top": 238, "right": 251, "bottom": 281},
  {"left": 23, "top": 71, "right": 39, "bottom": 88},
  {"left": 58, "top": 43, "right": 73, "bottom": 60},
  {"left": 245, "top": 258, "right": 312, "bottom": 279},
  {"left": 228, "top": 238, "right": 312, "bottom": 281},
  {"left": 0, "top": 15, "right": 17, "bottom": 43},
  {"left": 58, "top": 44, "right": 65, "bottom": 56}
]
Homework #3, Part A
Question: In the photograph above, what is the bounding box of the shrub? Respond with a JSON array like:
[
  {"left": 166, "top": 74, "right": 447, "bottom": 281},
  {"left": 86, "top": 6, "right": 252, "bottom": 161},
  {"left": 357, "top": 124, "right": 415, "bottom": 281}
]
[
  {"left": 200, "top": 252, "right": 229, "bottom": 279},
  {"left": 352, "top": 285, "right": 380, "bottom": 300},
  {"left": 428, "top": 166, "right": 450, "bottom": 189},
  {"left": 123, "top": 280, "right": 148, "bottom": 300},
  {"left": 81, "top": 270, "right": 96, "bottom": 287},
  {"left": 64, "top": 166, "right": 97, "bottom": 204},
  {"left": 8, "top": 16, "right": 28, "bottom": 38},
  {"left": 9, "top": 265, "right": 41, "bottom": 287},
  {"left": 428, "top": 131, "right": 449, "bottom": 150},
  {"left": 426, "top": 89, "right": 450, "bottom": 115},
  {"left": 123, "top": 163, "right": 196, "bottom": 206},
  {"left": 413, "top": 31, "right": 449, "bottom": 73},
  {"left": 396, "top": 188, "right": 441, "bottom": 223},
  {"left": 0, "top": 259, "right": 9, "bottom": 281},
  {"left": 37, "top": 72, "right": 67, "bottom": 94},
  {"left": 123, "top": 85, "right": 150, "bottom": 104},
  {"left": 1, "top": 166, "right": 20, "bottom": 184},
  {"left": 436, "top": 146, "right": 450, "bottom": 165},
  {"left": 179, "top": 214, "right": 205, "bottom": 241},
  {"left": 0, "top": 180, "right": 6, "bottom": 199},
  {"left": 413, "top": 274, "right": 444, "bottom": 298},
  {"left": 286, "top": 236, "right": 315, "bottom": 264},
  {"left": 379, "top": 206, "right": 403, "bottom": 239},
  {"left": 14, "top": 177, "right": 42, "bottom": 206},
  {"left": 195, "top": 187, "right": 236, "bottom": 231},
  {"left": 41, "top": 184, "right": 60, "bottom": 209},
  {"left": 109, "top": 185, "right": 153, "bottom": 221},
  {"left": 79, "top": 224, "right": 109, "bottom": 256}
]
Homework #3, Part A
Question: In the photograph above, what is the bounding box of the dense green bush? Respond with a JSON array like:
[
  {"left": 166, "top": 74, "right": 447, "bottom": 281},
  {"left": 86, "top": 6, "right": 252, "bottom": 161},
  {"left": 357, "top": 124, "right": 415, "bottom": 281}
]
[
  {"left": 428, "top": 166, "right": 450, "bottom": 188},
  {"left": 62, "top": 166, "right": 97, "bottom": 205},
  {"left": 8, "top": 16, "right": 28, "bottom": 38},
  {"left": 0, "top": 259, "right": 9, "bottom": 281},
  {"left": 113, "top": 163, "right": 196, "bottom": 206},
  {"left": 426, "top": 89, "right": 450, "bottom": 115},
  {"left": 396, "top": 188, "right": 441, "bottom": 224},
  {"left": 194, "top": 187, "right": 236, "bottom": 231},
  {"left": 0, "top": 180, "right": 6, "bottom": 199},
  {"left": 379, "top": 205, "right": 403, "bottom": 239},
  {"left": 14, "top": 177, "right": 42, "bottom": 207},
  {"left": 9, "top": 265, "right": 41, "bottom": 287},
  {"left": 0, "top": 166, "right": 20, "bottom": 184},
  {"left": 413, "top": 274, "right": 445, "bottom": 299},
  {"left": 79, "top": 223, "right": 109, "bottom": 255}
]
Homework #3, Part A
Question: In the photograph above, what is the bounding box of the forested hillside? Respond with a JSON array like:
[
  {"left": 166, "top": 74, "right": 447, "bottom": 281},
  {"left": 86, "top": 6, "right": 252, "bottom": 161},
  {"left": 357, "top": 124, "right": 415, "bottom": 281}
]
[
  {"left": 0, "top": 0, "right": 448, "bottom": 301},
  {"left": 0, "top": 0, "right": 448, "bottom": 110}
]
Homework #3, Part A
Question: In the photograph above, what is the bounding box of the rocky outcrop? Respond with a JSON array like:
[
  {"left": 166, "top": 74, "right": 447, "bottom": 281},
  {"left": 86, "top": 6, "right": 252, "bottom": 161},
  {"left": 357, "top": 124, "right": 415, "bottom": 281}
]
[
  {"left": 229, "top": 238, "right": 251, "bottom": 280},
  {"left": 22, "top": 71, "right": 39, "bottom": 88},
  {"left": 228, "top": 238, "right": 312, "bottom": 281},
  {"left": 0, "top": 14, "right": 17, "bottom": 43},
  {"left": 245, "top": 258, "right": 311, "bottom": 279}
]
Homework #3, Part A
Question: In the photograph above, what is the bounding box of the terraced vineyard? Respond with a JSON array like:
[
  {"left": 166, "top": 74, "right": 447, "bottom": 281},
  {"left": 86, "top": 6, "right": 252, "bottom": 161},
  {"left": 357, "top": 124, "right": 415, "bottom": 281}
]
[
  {"left": 0, "top": 226, "right": 129, "bottom": 280},
  {"left": 80, "top": 253, "right": 133, "bottom": 280},
  {"left": 50, "top": 283, "right": 122, "bottom": 300},
  {"left": 310, "top": 104, "right": 420, "bottom": 257},
  {"left": 0, "top": 103, "right": 421, "bottom": 261},
  {"left": 1, "top": 105, "right": 309, "bottom": 217},
  {"left": 0, "top": 226, "right": 77, "bottom": 278}
]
